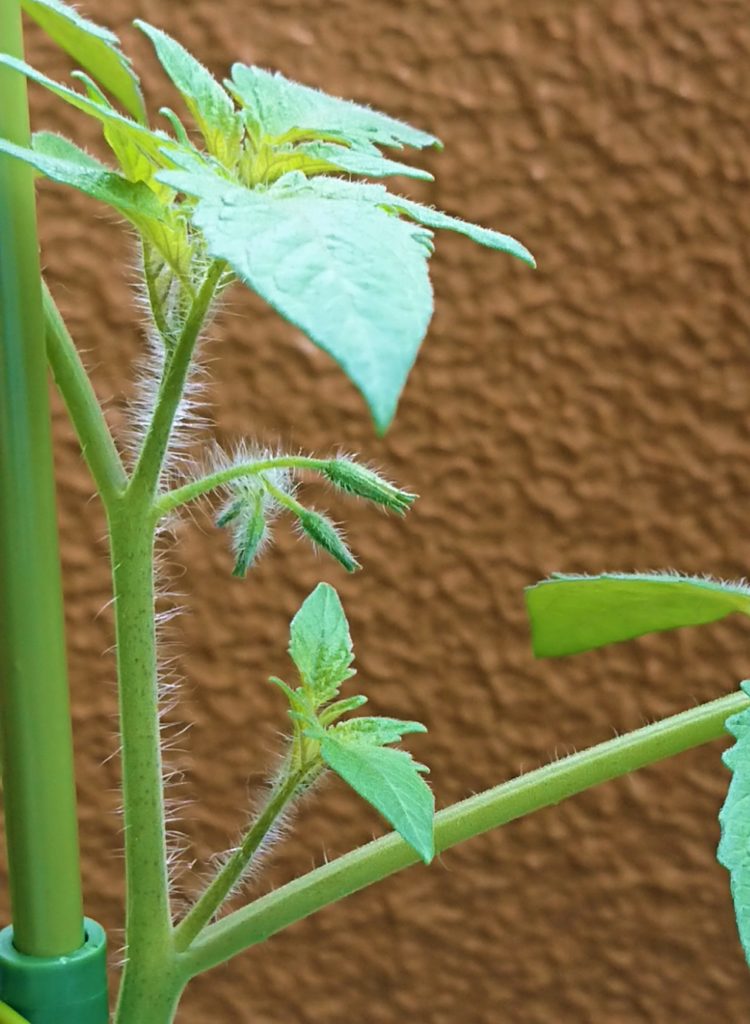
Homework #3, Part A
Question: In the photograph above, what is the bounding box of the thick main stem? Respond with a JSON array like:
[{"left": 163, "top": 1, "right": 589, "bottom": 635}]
[
  {"left": 183, "top": 689, "right": 748, "bottom": 976},
  {"left": 110, "top": 505, "right": 173, "bottom": 1016}
]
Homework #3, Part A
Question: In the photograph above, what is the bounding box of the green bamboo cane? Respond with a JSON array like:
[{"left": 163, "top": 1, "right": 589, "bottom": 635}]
[{"left": 0, "top": 0, "right": 83, "bottom": 957}]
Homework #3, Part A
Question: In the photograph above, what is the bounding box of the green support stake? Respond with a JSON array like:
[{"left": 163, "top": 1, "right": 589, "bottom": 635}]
[{"left": 0, "top": 1, "right": 107, "bottom": 1019}]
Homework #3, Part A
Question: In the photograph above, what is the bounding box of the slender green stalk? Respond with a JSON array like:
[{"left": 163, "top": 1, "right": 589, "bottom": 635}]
[
  {"left": 109, "top": 505, "right": 173, "bottom": 1011},
  {"left": 43, "top": 284, "right": 128, "bottom": 507},
  {"left": 130, "top": 261, "right": 224, "bottom": 501},
  {"left": 0, "top": 0, "right": 83, "bottom": 956},
  {"left": 174, "top": 770, "right": 306, "bottom": 952},
  {"left": 182, "top": 690, "right": 747, "bottom": 977},
  {"left": 155, "top": 456, "right": 329, "bottom": 517}
]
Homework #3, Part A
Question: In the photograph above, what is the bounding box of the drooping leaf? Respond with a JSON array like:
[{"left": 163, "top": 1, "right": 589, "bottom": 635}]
[
  {"left": 135, "top": 20, "right": 243, "bottom": 166},
  {"left": 155, "top": 169, "right": 434, "bottom": 431},
  {"left": 296, "top": 507, "right": 359, "bottom": 573},
  {"left": 718, "top": 681, "right": 750, "bottom": 965},
  {"left": 21, "top": 0, "right": 146, "bottom": 122},
  {"left": 289, "top": 583, "right": 355, "bottom": 703},
  {"left": 229, "top": 63, "right": 441, "bottom": 151},
  {"left": 525, "top": 572, "right": 750, "bottom": 658},
  {"left": 331, "top": 716, "right": 427, "bottom": 746},
  {"left": 320, "top": 735, "right": 434, "bottom": 863}
]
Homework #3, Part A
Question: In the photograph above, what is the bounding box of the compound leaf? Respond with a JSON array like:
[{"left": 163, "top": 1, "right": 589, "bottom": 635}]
[
  {"left": 289, "top": 583, "right": 355, "bottom": 703},
  {"left": 135, "top": 20, "right": 243, "bottom": 166},
  {"left": 158, "top": 170, "right": 434, "bottom": 431},
  {"left": 526, "top": 572, "right": 750, "bottom": 658},
  {"left": 320, "top": 735, "right": 434, "bottom": 863},
  {"left": 718, "top": 681, "right": 750, "bottom": 965},
  {"left": 229, "top": 63, "right": 441, "bottom": 151},
  {"left": 21, "top": 0, "right": 146, "bottom": 122}
]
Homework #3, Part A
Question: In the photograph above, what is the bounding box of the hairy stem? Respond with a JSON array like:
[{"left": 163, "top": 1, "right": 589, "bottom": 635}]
[
  {"left": 131, "top": 260, "right": 224, "bottom": 502},
  {"left": 155, "top": 456, "right": 330, "bottom": 517},
  {"left": 175, "top": 770, "right": 307, "bottom": 951},
  {"left": 182, "top": 690, "right": 747, "bottom": 977},
  {"left": 109, "top": 503, "right": 173, "bottom": 998},
  {"left": 43, "top": 283, "right": 128, "bottom": 507}
]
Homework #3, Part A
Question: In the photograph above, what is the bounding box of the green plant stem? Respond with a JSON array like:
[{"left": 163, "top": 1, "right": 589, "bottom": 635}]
[
  {"left": 155, "top": 456, "right": 329, "bottom": 517},
  {"left": 0, "top": 0, "right": 84, "bottom": 957},
  {"left": 43, "top": 284, "right": 128, "bottom": 507},
  {"left": 109, "top": 505, "right": 173, "bottom": 1013},
  {"left": 131, "top": 261, "right": 224, "bottom": 501},
  {"left": 182, "top": 690, "right": 747, "bottom": 977},
  {"left": 174, "top": 770, "right": 307, "bottom": 952}
]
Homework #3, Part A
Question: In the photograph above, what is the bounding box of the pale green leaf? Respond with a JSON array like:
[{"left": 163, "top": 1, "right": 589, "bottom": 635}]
[
  {"left": 21, "top": 0, "right": 146, "bottom": 122},
  {"left": 320, "top": 736, "right": 434, "bottom": 862},
  {"left": 32, "top": 130, "right": 107, "bottom": 169},
  {"left": 718, "top": 681, "right": 750, "bottom": 966},
  {"left": 332, "top": 716, "right": 427, "bottom": 746},
  {"left": 157, "top": 170, "right": 434, "bottom": 431},
  {"left": 289, "top": 583, "right": 355, "bottom": 703},
  {"left": 266, "top": 141, "right": 433, "bottom": 183},
  {"left": 229, "top": 63, "right": 441, "bottom": 151},
  {"left": 135, "top": 20, "right": 243, "bottom": 166},
  {"left": 0, "top": 135, "right": 162, "bottom": 226},
  {"left": 525, "top": 572, "right": 750, "bottom": 658}
]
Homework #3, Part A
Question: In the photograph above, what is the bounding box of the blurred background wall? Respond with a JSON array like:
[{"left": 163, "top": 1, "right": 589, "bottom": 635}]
[{"left": 15, "top": 0, "right": 750, "bottom": 1019}]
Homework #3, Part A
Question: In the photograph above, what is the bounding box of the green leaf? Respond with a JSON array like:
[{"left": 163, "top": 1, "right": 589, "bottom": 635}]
[
  {"left": 156, "top": 170, "right": 434, "bottom": 431},
  {"left": 230, "top": 493, "right": 267, "bottom": 577},
  {"left": 135, "top": 20, "right": 243, "bottom": 166},
  {"left": 0, "top": 135, "right": 163, "bottom": 227},
  {"left": 0, "top": 55, "right": 170, "bottom": 186},
  {"left": 320, "top": 735, "right": 434, "bottom": 863},
  {"left": 229, "top": 63, "right": 441, "bottom": 151},
  {"left": 318, "top": 694, "right": 368, "bottom": 727},
  {"left": 718, "top": 681, "right": 750, "bottom": 966},
  {"left": 525, "top": 572, "right": 750, "bottom": 658},
  {"left": 32, "top": 130, "right": 107, "bottom": 169},
  {"left": 21, "top": 0, "right": 146, "bottom": 122},
  {"left": 289, "top": 583, "right": 355, "bottom": 703},
  {"left": 331, "top": 716, "right": 427, "bottom": 745},
  {"left": 266, "top": 141, "right": 433, "bottom": 183}
]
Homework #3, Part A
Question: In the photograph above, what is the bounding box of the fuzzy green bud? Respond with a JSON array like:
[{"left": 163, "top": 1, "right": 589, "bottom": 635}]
[
  {"left": 298, "top": 507, "right": 360, "bottom": 573},
  {"left": 324, "top": 459, "right": 416, "bottom": 515}
]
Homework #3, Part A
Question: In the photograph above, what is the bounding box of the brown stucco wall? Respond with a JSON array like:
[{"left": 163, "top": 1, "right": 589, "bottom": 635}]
[{"left": 11, "top": 0, "right": 750, "bottom": 1019}]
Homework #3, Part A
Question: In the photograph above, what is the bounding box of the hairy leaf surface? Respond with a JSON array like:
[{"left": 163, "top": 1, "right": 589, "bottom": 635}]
[
  {"left": 332, "top": 717, "right": 427, "bottom": 745},
  {"left": 158, "top": 170, "right": 434, "bottom": 431},
  {"left": 718, "top": 681, "right": 750, "bottom": 965},
  {"left": 21, "top": 0, "right": 146, "bottom": 122},
  {"left": 526, "top": 572, "right": 750, "bottom": 658},
  {"left": 289, "top": 583, "right": 355, "bottom": 703},
  {"left": 320, "top": 736, "right": 434, "bottom": 863},
  {"left": 229, "top": 64, "right": 441, "bottom": 151},
  {"left": 135, "top": 20, "right": 243, "bottom": 166}
]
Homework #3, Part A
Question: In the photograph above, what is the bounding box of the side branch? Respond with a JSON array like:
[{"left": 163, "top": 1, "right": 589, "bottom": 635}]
[
  {"left": 182, "top": 689, "right": 748, "bottom": 978},
  {"left": 43, "top": 284, "right": 128, "bottom": 506},
  {"left": 154, "top": 456, "right": 329, "bottom": 518}
]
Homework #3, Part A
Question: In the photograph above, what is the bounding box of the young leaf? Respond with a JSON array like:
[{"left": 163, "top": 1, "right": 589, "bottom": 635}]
[
  {"left": 265, "top": 141, "right": 434, "bottom": 183},
  {"left": 32, "top": 130, "right": 107, "bottom": 170},
  {"left": 525, "top": 572, "right": 750, "bottom": 658},
  {"left": 331, "top": 716, "right": 427, "bottom": 745},
  {"left": 135, "top": 20, "right": 243, "bottom": 166},
  {"left": 21, "top": 0, "right": 146, "bottom": 123},
  {"left": 320, "top": 735, "right": 434, "bottom": 863},
  {"left": 155, "top": 170, "right": 434, "bottom": 432},
  {"left": 289, "top": 583, "right": 355, "bottom": 703},
  {"left": 718, "top": 681, "right": 750, "bottom": 965},
  {"left": 229, "top": 64, "right": 441, "bottom": 151},
  {"left": 318, "top": 694, "right": 368, "bottom": 727}
]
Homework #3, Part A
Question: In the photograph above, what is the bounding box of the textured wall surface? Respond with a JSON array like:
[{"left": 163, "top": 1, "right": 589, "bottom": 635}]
[{"left": 10, "top": 0, "right": 750, "bottom": 1019}]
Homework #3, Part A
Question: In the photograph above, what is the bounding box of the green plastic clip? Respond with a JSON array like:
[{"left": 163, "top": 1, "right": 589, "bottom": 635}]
[{"left": 0, "top": 919, "right": 108, "bottom": 1024}]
